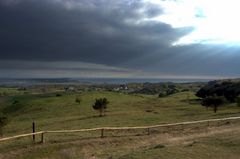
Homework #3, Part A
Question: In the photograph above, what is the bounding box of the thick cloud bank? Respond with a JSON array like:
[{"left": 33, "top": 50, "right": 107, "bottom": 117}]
[{"left": 0, "top": 0, "right": 239, "bottom": 78}]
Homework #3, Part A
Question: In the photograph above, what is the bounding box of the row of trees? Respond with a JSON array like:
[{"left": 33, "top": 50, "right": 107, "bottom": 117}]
[
  {"left": 196, "top": 81, "right": 240, "bottom": 102},
  {"left": 196, "top": 81, "right": 240, "bottom": 113}
]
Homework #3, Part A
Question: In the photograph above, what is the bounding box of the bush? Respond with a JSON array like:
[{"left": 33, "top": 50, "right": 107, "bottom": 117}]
[
  {"left": 75, "top": 97, "right": 81, "bottom": 104},
  {"left": 158, "top": 92, "right": 167, "bottom": 98},
  {"left": 181, "top": 89, "right": 189, "bottom": 92},
  {"left": 166, "top": 88, "right": 179, "bottom": 95},
  {"left": 56, "top": 93, "right": 62, "bottom": 97}
]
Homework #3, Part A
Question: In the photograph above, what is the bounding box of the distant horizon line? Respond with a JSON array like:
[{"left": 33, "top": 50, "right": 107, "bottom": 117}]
[{"left": 0, "top": 76, "right": 239, "bottom": 80}]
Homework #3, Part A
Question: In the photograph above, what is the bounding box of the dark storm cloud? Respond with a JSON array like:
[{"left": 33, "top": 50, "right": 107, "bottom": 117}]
[
  {"left": 0, "top": 0, "right": 239, "bottom": 78},
  {"left": 128, "top": 44, "right": 240, "bottom": 77},
  {"left": 0, "top": 0, "right": 190, "bottom": 65}
]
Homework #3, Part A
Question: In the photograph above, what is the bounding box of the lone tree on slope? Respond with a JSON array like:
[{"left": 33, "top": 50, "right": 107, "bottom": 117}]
[
  {"left": 92, "top": 98, "right": 109, "bottom": 117},
  {"left": 201, "top": 96, "right": 225, "bottom": 113}
]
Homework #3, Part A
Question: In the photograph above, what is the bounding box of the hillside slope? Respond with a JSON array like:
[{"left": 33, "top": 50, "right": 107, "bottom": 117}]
[{"left": 0, "top": 91, "right": 240, "bottom": 158}]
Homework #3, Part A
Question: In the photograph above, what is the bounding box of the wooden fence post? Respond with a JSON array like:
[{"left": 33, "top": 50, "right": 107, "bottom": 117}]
[
  {"left": 32, "top": 122, "right": 35, "bottom": 143},
  {"left": 147, "top": 128, "right": 150, "bottom": 135},
  {"left": 41, "top": 132, "right": 44, "bottom": 143}
]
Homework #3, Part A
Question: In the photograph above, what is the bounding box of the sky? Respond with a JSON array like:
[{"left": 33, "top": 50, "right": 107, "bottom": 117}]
[{"left": 0, "top": 0, "right": 240, "bottom": 79}]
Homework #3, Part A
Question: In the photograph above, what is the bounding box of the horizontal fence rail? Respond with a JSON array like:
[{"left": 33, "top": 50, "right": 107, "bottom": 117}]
[
  {"left": 1, "top": 116, "right": 240, "bottom": 143},
  {"left": 0, "top": 131, "right": 44, "bottom": 142}
]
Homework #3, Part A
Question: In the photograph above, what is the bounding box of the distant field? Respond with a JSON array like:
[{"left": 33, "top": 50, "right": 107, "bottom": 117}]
[
  {"left": 0, "top": 89, "right": 240, "bottom": 158},
  {"left": 0, "top": 87, "right": 26, "bottom": 96}
]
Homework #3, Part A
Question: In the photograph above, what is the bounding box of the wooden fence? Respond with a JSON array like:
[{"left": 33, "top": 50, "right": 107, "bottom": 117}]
[{"left": 1, "top": 116, "right": 240, "bottom": 144}]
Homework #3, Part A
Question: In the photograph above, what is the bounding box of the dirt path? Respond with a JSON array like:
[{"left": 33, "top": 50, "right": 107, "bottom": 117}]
[{"left": 1, "top": 124, "right": 240, "bottom": 159}]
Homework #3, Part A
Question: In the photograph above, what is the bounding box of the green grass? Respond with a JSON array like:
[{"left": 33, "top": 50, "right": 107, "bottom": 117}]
[
  {"left": 0, "top": 87, "right": 27, "bottom": 96},
  {"left": 0, "top": 90, "right": 240, "bottom": 158},
  {"left": 1, "top": 91, "right": 240, "bottom": 135}
]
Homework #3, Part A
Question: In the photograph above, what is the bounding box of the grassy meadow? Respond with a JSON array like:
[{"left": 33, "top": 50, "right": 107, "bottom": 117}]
[{"left": 0, "top": 87, "right": 240, "bottom": 159}]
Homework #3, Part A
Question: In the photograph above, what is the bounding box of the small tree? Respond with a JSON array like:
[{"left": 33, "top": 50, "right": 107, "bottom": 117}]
[
  {"left": 201, "top": 96, "right": 225, "bottom": 113},
  {"left": 92, "top": 98, "right": 109, "bottom": 117},
  {"left": 158, "top": 91, "right": 166, "bottom": 98},
  {"left": 75, "top": 97, "right": 81, "bottom": 104},
  {"left": 0, "top": 113, "right": 8, "bottom": 137}
]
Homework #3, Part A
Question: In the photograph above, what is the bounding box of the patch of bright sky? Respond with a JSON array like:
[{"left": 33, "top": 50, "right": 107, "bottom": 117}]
[{"left": 145, "top": 0, "right": 240, "bottom": 45}]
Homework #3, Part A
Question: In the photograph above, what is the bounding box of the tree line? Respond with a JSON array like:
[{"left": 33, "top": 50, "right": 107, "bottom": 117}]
[{"left": 196, "top": 80, "right": 240, "bottom": 112}]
